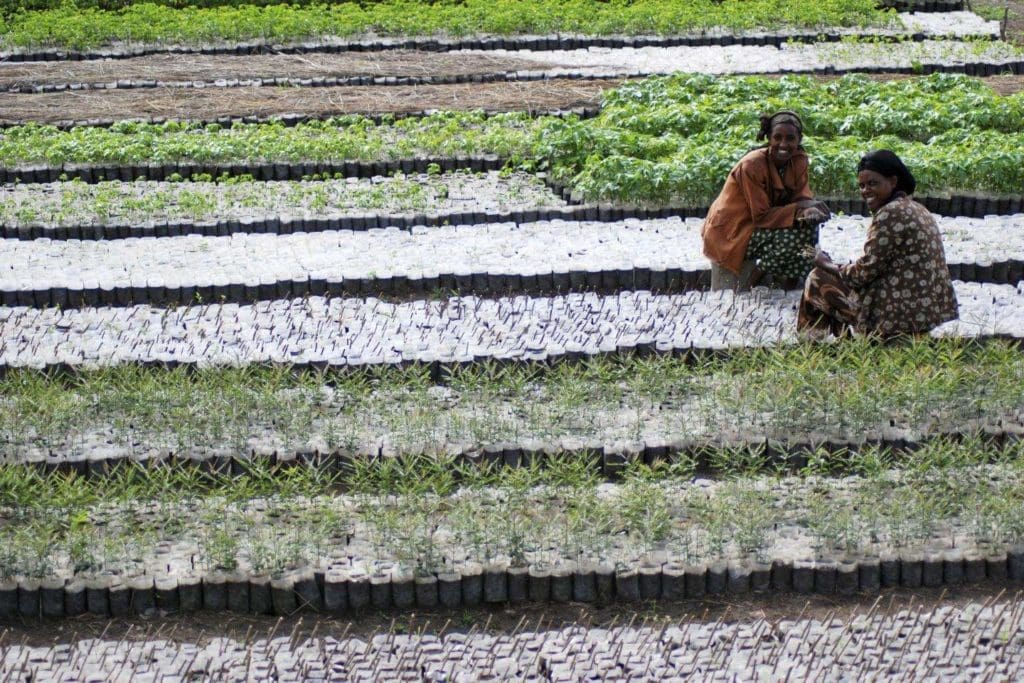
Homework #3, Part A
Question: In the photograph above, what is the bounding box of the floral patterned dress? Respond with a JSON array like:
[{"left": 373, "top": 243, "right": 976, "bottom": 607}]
[{"left": 798, "top": 194, "right": 958, "bottom": 337}]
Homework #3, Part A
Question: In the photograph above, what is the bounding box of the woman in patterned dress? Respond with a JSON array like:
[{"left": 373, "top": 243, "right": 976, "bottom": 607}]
[
  {"left": 702, "top": 110, "right": 831, "bottom": 289},
  {"left": 798, "top": 150, "right": 958, "bottom": 338}
]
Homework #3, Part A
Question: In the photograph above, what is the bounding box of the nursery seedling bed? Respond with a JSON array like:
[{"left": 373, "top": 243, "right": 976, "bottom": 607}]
[
  {"left": 4, "top": 192, "right": 1023, "bottom": 241},
  {"left": 3, "top": 440, "right": 1024, "bottom": 618},
  {"left": 2, "top": 337, "right": 1021, "bottom": 475},
  {"left": 0, "top": 172, "right": 567, "bottom": 237},
  {"left": 0, "top": 283, "right": 1021, "bottom": 370},
  {"left": 0, "top": 11, "right": 995, "bottom": 62},
  {"left": 2, "top": 215, "right": 1023, "bottom": 309},
  {"left": 2, "top": 596, "right": 1020, "bottom": 679}
]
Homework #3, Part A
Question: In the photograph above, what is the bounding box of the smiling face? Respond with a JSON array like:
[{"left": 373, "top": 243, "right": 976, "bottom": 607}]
[
  {"left": 857, "top": 169, "right": 899, "bottom": 212},
  {"left": 768, "top": 123, "right": 801, "bottom": 166}
]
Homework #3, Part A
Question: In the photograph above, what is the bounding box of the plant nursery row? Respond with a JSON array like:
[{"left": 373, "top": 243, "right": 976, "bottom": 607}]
[
  {"left": 1, "top": 283, "right": 1022, "bottom": 368},
  {"left": 1, "top": 337, "right": 1021, "bottom": 467},
  {"left": 2, "top": 438, "right": 1024, "bottom": 617},
  {"left": 2, "top": 215, "right": 1022, "bottom": 310},
  {"left": 0, "top": 0, "right": 900, "bottom": 51}
]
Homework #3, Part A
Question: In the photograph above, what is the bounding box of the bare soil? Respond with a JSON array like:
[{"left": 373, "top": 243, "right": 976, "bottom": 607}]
[
  {"left": 0, "top": 585, "right": 1017, "bottom": 647},
  {"left": 0, "top": 80, "right": 614, "bottom": 125},
  {"left": 0, "top": 51, "right": 555, "bottom": 89}
]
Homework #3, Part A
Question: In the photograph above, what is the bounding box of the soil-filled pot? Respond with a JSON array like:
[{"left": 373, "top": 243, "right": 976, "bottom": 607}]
[
  {"left": 226, "top": 572, "right": 250, "bottom": 612},
  {"left": 726, "top": 562, "right": 750, "bottom": 595},
  {"left": 986, "top": 552, "right": 1008, "bottom": 581},
  {"left": 792, "top": 560, "right": 815, "bottom": 594},
  {"left": 370, "top": 572, "right": 392, "bottom": 610},
  {"left": 573, "top": 562, "right": 597, "bottom": 603},
  {"left": 483, "top": 563, "right": 509, "bottom": 603},
  {"left": 108, "top": 578, "right": 131, "bottom": 617},
  {"left": 639, "top": 563, "right": 662, "bottom": 600},
  {"left": 202, "top": 572, "right": 228, "bottom": 611},
  {"left": 85, "top": 577, "right": 110, "bottom": 616},
  {"left": 41, "top": 578, "right": 65, "bottom": 618},
  {"left": 706, "top": 561, "right": 727, "bottom": 595},
  {"left": 859, "top": 557, "right": 881, "bottom": 592},
  {"left": 661, "top": 562, "right": 686, "bottom": 601},
  {"left": 460, "top": 562, "right": 483, "bottom": 607},
  {"left": 1006, "top": 545, "right": 1024, "bottom": 581},
  {"left": 415, "top": 574, "right": 439, "bottom": 608},
  {"left": 615, "top": 568, "right": 640, "bottom": 602},
  {"left": 391, "top": 568, "right": 416, "bottom": 609},
  {"left": 178, "top": 574, "right": 203, "bottom": 613},
  {"left": 943, "top": 549, "right": 965, "bottom": 585},
  {"left": 438, "top": 571, "right": 462, "bottom": 608},
  {"left": 528, "top": 566, "right": 551, "bottom": 603},
  {"left": 128, "top": 576, "right": 156, "bottom": 616},
  {"left": 550, "top": 564, "right": 573, "bottom": 603},
  {"left": 507, "top": 566, "right": 529, "bottom": 604},
  {"left": 64, "top": 580, "right": 87, "bottom": 617},
  {"left": 750, "top": 562, "right": 771, "bottom": 593},
  {"left": 324, "top": 569, "right": 349, "bottom": 612},
  {"left": 836, "top": 562, "right": 858, "bottom": 595},
  {"left": 594, "top": 564, "right": 615, "bottom": 602},
  {"left": 901, "top": 554, "right": 924, "bottom": 588},
  {"left": 963, "top": 553, "right": 986, "bottom": 584},
  {"left": 270, "top": 575, "right": 297, "bottom": 615},
  {"left": 155, "top": 577, "right": 180, "bottom": 613},
  {"left": 771, "top": 560, "right": 792, "bottom": 591},
  {"left": 248, "top": 574, "right": 273, "bottom": 615},
  {"left": 17, "top": 579, "right": 41, "bottom": 618}
]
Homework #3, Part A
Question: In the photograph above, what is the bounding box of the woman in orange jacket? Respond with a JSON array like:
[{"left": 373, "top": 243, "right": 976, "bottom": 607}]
[{"left": 701, "top": 111, "right": 830, "bottom": 289}]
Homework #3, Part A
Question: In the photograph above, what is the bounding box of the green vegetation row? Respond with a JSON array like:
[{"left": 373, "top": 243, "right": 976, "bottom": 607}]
[
  {"left": 4, "top": 75, "right": 1024, "bottom": 202},
  {"left": 540, "top": 72, "right": 1024, "bottom": 201},
  {"left": 0, "top": 0, "right": 891, "bottom": 50},
  {"left": 2, "top": 437, "right": 1022, "bottom": 580},
  {"left": 2, "top": 337, "right": 1021, "bottom": 460}
]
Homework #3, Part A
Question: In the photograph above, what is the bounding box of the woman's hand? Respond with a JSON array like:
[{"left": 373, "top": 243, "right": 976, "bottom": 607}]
[
  {"left": 797, "top": 206, "right": 828, "bottom": 223},
  {"left": 796, "top": 200, "right": 830, "bottom": 224}
]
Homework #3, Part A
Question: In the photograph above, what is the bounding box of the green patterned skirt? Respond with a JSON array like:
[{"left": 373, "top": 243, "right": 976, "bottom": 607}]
[{"left": 745, "top": 224, "right": 819, "bottom": 281}]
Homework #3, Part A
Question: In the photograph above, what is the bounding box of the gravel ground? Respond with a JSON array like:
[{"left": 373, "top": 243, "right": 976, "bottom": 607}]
[
  {"left": 0, "top": 282, "right": 1020, "bottom": 369},
  {"left": 2, "top": 598, "right": 1022, "bottom": 681},
  {"left": 0, "top": 214, "right": 1020, "bottom": 300}
]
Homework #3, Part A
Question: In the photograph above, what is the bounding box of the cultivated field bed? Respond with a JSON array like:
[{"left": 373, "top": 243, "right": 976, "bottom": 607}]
[
  {"left": 1, "top": 214, "right": 1022, "bottom": 307},
  {"left": 0, "top": 79, "right": 613, "bottom": 128},
  {"left": 1, "top": 284, "right": 1022, "bottom": 370}
]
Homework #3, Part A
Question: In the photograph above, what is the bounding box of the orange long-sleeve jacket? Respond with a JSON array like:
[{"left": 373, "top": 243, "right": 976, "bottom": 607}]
[{"left": 701, "top": 147, "right": 814, "bottom": 274}]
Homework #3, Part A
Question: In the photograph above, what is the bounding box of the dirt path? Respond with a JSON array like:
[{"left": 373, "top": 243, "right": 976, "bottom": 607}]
[
  {"left": 0, "top": 585, "right": 1016, "bottom": 646},
  {"left": 0, "top": 51, "right": 555, "bottom": 89},
  {"left": 0, "top": 79, "right": 613, "bottom": 124}
]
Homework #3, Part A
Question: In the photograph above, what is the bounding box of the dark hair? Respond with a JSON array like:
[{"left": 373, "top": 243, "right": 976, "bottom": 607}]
[
  {"left": 857, "top": 150, "right": 916, "bottom": 195},
  {"left": 757, "top": 110, "right": 803, "bottom": 142}
]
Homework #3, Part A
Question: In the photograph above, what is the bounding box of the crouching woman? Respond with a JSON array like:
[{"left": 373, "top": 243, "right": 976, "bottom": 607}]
[
  {"left": 798, "top": 150, "right": 958, "bottom": 338},
  {"left": 702, "top": 110, "right": 831, "bottom": 289}
]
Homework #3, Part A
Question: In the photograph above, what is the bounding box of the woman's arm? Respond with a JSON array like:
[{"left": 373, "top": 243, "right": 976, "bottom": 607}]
[{"left": 840, "top": 209, "right": 900, "bottom": 288}]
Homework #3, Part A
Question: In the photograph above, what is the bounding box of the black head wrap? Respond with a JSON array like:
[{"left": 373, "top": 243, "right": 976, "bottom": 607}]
[
  {"left": 757, "top": 110, "right": 803, "bottom": 142},
  {"left": 857, "top": 149, "right": 916, "bottom": 195}
]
